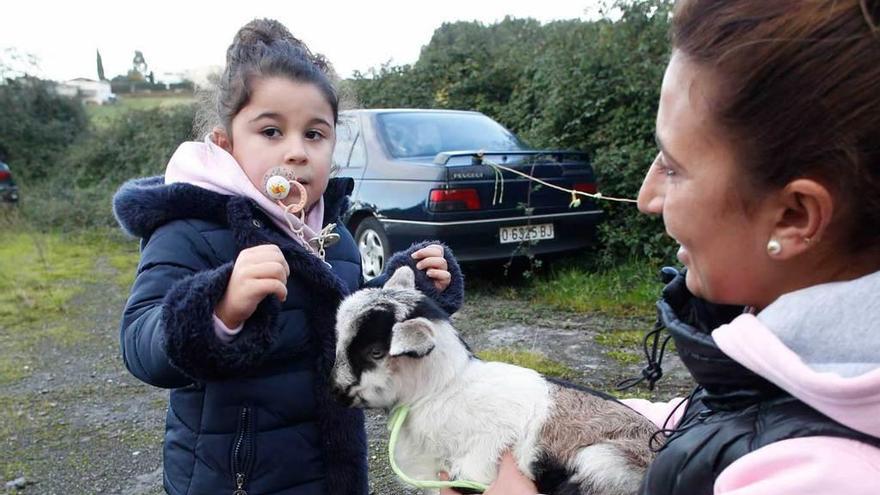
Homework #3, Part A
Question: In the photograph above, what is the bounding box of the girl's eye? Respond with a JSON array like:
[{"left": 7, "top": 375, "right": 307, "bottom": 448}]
[
  {"left": 369, "top": 347, "right": 386, "bottom": 360},
  {"left": 305, "top": 130, "right": 325, "bottom": 140},
  {"left": 262, "top": 128, "right": 282, "bottom": 138}
]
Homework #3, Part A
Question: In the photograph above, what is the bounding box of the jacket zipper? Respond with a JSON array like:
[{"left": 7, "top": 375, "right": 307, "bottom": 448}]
[{"left": 231, "top": 405, "right": 254, "bottom": 495}]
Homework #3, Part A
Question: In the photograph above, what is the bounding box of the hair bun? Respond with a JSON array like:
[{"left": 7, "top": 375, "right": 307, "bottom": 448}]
[
  {"left": 235, "top": 18, "right": 303, "bottom": 47},
  {"left": 227, "top": 18, "right": 333, "bottom": 74}
]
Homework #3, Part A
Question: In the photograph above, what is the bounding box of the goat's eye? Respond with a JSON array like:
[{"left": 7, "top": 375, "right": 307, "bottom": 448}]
[{"left": 370, "top": 348, "right": 386, "bottom": 360}]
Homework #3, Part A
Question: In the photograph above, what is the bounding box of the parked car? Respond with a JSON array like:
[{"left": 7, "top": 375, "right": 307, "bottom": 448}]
[
  {"left": 0, "top": 161, "right": 19, "bottom": 203},
  {"left": 333, "top": 109, "right": 602, "bottom": 280}
]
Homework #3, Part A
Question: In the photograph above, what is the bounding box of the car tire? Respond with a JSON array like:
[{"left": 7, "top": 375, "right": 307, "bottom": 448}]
[{"left": 355, "top": 217, "right": 391, "bottom": 281}]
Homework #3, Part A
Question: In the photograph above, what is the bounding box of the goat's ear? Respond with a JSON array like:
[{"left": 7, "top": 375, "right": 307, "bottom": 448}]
[
  {"left": 384, "top": 266, "right": 416, "bottom": 290},
  {"left": 389, "top": 317, "right": 436, "bottom": 358}
]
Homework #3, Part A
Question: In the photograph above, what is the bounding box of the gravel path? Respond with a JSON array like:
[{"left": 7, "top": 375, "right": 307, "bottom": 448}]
[{"left": 1, "top": 261, "right": 692, "bottom": 495}]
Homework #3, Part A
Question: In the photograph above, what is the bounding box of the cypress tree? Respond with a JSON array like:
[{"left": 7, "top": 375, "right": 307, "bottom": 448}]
[{"left": 96, "top": 49, "right": 105, "bottom": 81}]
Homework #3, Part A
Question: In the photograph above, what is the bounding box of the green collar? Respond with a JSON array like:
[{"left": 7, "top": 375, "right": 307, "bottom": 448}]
[{"left": 387, "top": 405, "right": 489, "bottom": 493}]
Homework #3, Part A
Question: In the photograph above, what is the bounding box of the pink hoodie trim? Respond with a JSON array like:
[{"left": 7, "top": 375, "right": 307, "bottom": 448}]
[
  {"left": 212, "top": 313, "right": 243, "bottom": 343},
  {"left": 714, "top": 436, "right": 880, "bottom": 495},
  {"left": 164, "top": 137, "right": 326, "bottom": 248},
  {"left": 713, "top": 314, "right": 880, "bottom": 438},
  {"left": 620, "top": 397, "right": 689, "bottom": 430}
]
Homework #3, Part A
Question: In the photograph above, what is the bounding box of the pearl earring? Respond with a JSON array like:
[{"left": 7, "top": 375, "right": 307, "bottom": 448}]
[{"left": 767, "top": 239, "right": 782, "bottom": 256}]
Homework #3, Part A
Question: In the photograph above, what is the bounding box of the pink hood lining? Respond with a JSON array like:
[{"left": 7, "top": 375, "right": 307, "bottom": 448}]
[
  {"left": 163, "top": 136, "right": 325, "bottom": 250},
  {"left": 713, "top": 315, "right": 880, "bottom": 438}
]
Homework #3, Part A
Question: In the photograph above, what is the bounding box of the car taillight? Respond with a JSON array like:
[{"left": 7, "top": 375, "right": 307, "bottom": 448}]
[
  {"left": 429, "top": 188, "right": 481, "bottom": 211},
  {"left": 574, "top": 182, "right": 597, "bottom": 194},
  {"left": 0, "top": 171, "right": 9, "bottom": 181}
]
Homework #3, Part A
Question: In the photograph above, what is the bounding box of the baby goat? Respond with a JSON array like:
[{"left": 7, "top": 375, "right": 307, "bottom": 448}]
[{"left": 332, "top": 267, "right": 657, "bottom": 495}]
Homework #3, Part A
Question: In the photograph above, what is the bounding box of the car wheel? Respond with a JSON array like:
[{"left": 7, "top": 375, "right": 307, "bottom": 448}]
[{"left": 355, "top": 217, "right": 390, "bottom": 281}]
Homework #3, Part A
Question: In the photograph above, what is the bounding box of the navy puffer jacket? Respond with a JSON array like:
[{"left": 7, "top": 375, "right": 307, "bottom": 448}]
[{"left": 113, "top": 176, "right": 464, "bottom": 495}]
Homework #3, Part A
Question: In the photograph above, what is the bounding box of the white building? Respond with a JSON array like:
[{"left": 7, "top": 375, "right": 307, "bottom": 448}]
[{"left": 56, "top": 78, "right": 116, "bottom": 105}]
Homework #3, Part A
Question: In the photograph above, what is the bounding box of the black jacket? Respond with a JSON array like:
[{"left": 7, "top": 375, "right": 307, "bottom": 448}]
[
  {"left": 639, "top": 269, "right": 880, "bottom": 495},
  {"left": 113, "top": 176, "right": 464, "bottom": 495}
]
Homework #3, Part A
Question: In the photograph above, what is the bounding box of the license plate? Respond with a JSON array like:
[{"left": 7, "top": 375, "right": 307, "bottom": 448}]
[{"left": 499, "top": 223, "right": 555, "bottom": 244}]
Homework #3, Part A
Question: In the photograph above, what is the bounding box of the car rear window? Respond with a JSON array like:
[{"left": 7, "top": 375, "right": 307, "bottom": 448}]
[{"left": 376, "top": 112, "right": 528, "bottom": 159}]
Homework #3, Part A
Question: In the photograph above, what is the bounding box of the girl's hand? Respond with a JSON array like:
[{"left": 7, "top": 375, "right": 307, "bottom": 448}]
[
  {"left": 439, "top": 452, "right": 539, "bottom": 495},
  {"left": 215, "top": 244, "right": 290, "bottom": 329},
  {"left": 412, "top": 244, "right": 451, "bottom": 292}
]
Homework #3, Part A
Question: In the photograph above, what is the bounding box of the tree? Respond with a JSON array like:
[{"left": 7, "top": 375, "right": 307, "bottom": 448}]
[
  {"left": 96, "top": 49, "right": 106, "bottom": 81},
  {"left": 132, "top": 50, "right": 148, "bottom": 77},
  {"left": 0, "top": 77, "right": 88, "bottom": 182},
  {"left": 346, "top": 0, "right": 677, "bottom": 264}
]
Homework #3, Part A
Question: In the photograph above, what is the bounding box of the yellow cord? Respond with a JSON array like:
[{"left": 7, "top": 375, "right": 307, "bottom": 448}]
[
  {"left": 387, "top": 406, "right": 489, "bottom": 493},
  {"left": 484, "top": 159, "right": 638, "bottom": 205}
]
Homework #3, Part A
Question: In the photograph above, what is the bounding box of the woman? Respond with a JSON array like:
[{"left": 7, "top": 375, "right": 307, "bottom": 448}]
[{"left": 444, "top": 1, "right": 880, "bottom": 493}]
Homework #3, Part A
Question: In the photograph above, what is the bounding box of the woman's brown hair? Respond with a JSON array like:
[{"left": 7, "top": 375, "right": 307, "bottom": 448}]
[{"left": 671, "top": 0, "right": 880, "bottom": 250}]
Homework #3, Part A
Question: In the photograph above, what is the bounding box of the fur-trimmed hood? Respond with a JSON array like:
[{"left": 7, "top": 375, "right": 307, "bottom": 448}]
[{"left": 113, "top": 175, "right": 353, "bottom": 240}]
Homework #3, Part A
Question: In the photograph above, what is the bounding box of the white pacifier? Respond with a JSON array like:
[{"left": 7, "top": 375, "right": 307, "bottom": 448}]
[
  {"left": 263, "top": 168, "right": 308, "bottom": 214},
  {"left": 265, "top": 175, "right": 292, "bottom": 200},
  {"left": 262, "top": 166, "right": 337, "bottom": 265}
]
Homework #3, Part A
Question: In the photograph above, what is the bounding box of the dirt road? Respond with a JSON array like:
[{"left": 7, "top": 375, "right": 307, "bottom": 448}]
[{"left": 1, "top": 261, "right": 691, "bottom": 495}]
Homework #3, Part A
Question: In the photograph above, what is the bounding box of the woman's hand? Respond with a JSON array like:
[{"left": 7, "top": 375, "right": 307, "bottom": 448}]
[
  {"left": 412, "top": 244, "right": 451, "bottom": 292},
  {"left": 439, "top": 452, "right": 539, "bottom": 495},
  {"left": 215, "top": 244, "right": 290, "bottom": 328}
]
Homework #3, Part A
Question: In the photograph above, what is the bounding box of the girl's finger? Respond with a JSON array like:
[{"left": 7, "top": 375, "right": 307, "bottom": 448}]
[
  {"left": 416, "top": 256, "right": 448, "bottom": 271},
  {"left": 411, "top": 244, "right": 443, "bottom": 260},
  {"left": 238, "top": 247, "right": 289, "bottom": 277},
  {"left": 240, "top": 261, "right": 289, "bottom": 282},
  {"left": 249, "top": 278, "right": 288, "bottom": 302},
  {"left": 427, "top": 269, "right": 452, "bottom": 290}
]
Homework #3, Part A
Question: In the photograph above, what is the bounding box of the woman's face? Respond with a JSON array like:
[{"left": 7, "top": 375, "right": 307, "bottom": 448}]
[
  {"left": 226, "top": 76, "right": 335, "bottom": 210},
  {"left": 638, "top": 51, "right": 778, "bottom": 305}
]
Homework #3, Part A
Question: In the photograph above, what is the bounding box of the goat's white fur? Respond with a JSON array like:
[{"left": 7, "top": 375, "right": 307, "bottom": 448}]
[{"left": 333, "top": 267, "right": 655, "bottom": 495}]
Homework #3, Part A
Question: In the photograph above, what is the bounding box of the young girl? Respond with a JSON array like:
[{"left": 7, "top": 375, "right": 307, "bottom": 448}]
[
  {"left": 113, "top": 19, "right": 463, "bottom": 495},
  {"left": 443, "top": 0, "right": 880, "bottom": 494}
]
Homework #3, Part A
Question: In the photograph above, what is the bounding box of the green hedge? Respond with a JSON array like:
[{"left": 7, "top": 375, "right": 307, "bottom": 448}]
[
  {"left": 18, "top": 105, "right": 195, "bottom": 230},
  {"left": 0, "top": 77, "right": 88, "bottom": 183},
  {"left": 346, "top": 0, "right": 677, "bottom": 264},
  {"left": 6, "top": 0, "right": 677, "bottom": 266}
]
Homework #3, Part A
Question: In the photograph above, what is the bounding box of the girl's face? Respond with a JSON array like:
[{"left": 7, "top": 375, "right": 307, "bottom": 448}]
[
  {"left": 638, "top": 51, "right": 779, "bottom": 306},
  {"left": 224, "top": 76, "right": 335, "bottom": 210}
]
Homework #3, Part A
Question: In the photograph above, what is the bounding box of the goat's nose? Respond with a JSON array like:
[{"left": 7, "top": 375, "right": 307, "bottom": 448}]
[{"left": 331, "top": 384, "right": 353, "bottom": 407}]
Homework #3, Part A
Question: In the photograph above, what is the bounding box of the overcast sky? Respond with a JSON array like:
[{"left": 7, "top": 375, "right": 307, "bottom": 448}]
[{"left": 1, "top": 0, "right": 605, "bottom": 83}]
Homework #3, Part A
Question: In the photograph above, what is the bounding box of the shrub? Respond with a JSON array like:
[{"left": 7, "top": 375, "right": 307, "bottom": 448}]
[
  {"left": 347, "top": 0, "right": 677, "bottom": 265},
  {"left": 19, "top": 105, "right": 195, "bottom": 230},
  {"left": 0, "top": 77, "right": 88, "bottom": 184}
]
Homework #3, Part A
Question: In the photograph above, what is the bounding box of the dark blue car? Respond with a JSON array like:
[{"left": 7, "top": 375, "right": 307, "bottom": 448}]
[{"left": 333, "top": 109, "right": 602, "bottom": 279}]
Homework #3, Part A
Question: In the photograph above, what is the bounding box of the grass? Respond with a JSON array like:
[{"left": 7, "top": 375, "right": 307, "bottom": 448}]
[
  {"left": 529, "top": 259, "right": 661, "bottom": 317},
  {"left": 86, "top": 92, "right": 195, "bottom": 128},
  {"left": 477, "top": 347, "right": 578, "bottom": 380},
  {"left": 0, "top": 229, "right": 140, "bottom": 384},
  {"left": 595, "top": 328, "right": 645, "bottom": 365},
  {"left": 463, "top": 258, "right": 662, "bottom": 368}
]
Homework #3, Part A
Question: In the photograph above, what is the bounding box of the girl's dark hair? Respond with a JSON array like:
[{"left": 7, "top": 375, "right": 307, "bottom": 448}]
[
  {"left": 672, "top": 0, "right": 880, "bottom": 251},
  {"left": 197, "top": 18, "right": 339, "bottom": 138}
]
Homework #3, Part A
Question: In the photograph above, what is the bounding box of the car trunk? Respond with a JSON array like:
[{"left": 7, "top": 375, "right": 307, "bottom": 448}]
[{"left": 433, "top": 151, "right": 599, "bottom": 218}]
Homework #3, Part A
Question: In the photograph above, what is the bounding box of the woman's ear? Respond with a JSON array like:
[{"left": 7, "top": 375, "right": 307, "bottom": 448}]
[
  {"left": 211, "top": 127, "right": 232, "bottom": 152},
  {"left": 770, "top": 178, "right": 834, "bottom": 258}
]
